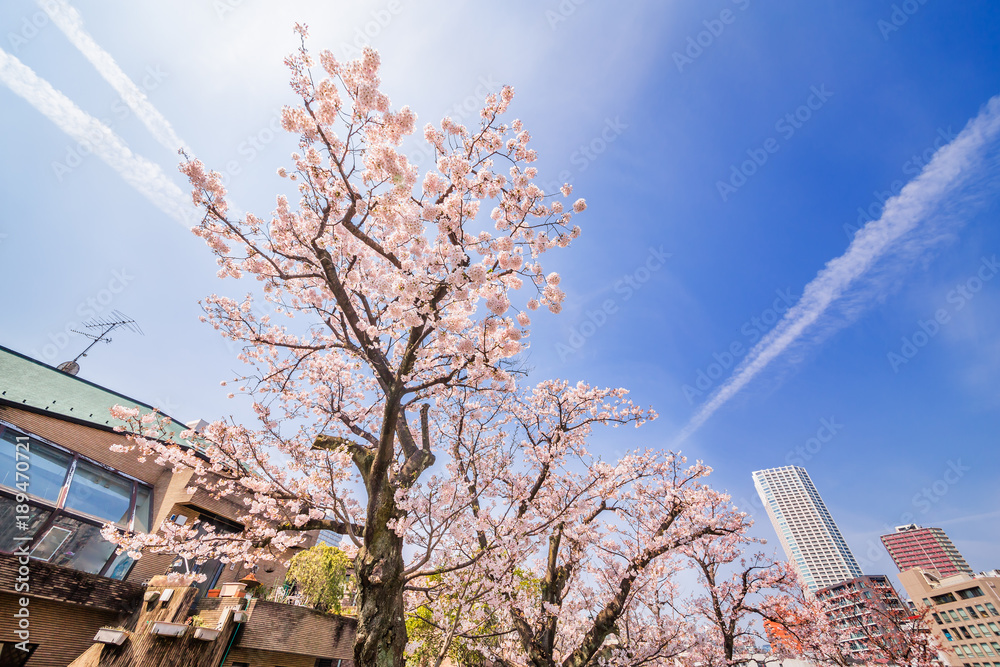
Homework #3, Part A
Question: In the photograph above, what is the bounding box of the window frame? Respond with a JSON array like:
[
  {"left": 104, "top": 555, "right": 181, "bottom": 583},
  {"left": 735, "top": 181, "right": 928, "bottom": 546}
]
[{"left": 0, "top": 421, "right": 152, "bottom": 579}]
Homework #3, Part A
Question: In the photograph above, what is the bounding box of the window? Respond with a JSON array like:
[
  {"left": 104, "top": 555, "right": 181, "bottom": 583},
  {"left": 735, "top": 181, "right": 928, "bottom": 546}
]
[
  {"left": 984, "top": 644, "right": 996, "bottom": 656},
  {"left": 972, "top": 645, "right": 986, "bottom": 657},
  {"left": 0, "top": 641, "right": 37, "bottom": 666},
  {"left": 933, "top": 592, "right": 958, "bottom": 605},
  {"left": 991, "top": 624, "right": 1000, "bottom": 634},
  {"left": 961, "top": 609, "right": 972, "bottom": 620},
  {"left": 987, "top": 603, "right": 999, "bottom": 617},
  {"left": 971, "top": 607, "right": 983, "bottom": 619},
  {"left": 959, "top": 587, "right": 986, "bottom": 599},
  {"left": 982, "top": 624, "right": 993, "bottom": 637},
  {"left": 933, "top": 612, "right": 943, "bottom": 624},
  {"left": 972, "top": 625, "right": 983, "bottom": 638},
  {"left": 0, "top": 424, "right": 151, "bottom": 580},
  {"left": 953, "top": 611, "right": 964, "bottom": 622},
  {"left": 944, "top": 629, "right": 954, "bottom": 641},
  {"left": 962, "top": 627, "right": 974, "bottom": 639}
]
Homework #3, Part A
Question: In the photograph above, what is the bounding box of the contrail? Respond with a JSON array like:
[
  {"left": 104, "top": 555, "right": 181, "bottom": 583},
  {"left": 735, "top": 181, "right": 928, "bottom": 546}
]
[
  {"left": 0, "top": 47, "right": 195, "bottom": 228},
  {"left": 676, "top": 94, "right": 1000, "bottom": 444},
  {"left": 37, "top": 0, "right": 189, "bottom": 155}
]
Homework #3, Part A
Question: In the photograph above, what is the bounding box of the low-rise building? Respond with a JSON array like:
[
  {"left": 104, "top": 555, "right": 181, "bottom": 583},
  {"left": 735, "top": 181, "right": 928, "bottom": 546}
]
[
  {"left": 0, "top": 344, "right": 356, "bottom": 666},
  {"left": 898, "top": 567, "right": 1000, "bottom": 667}
]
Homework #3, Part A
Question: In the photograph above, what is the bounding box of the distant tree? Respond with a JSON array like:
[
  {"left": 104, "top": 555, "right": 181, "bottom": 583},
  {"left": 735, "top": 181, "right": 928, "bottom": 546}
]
[{"left": 285, "top": 544, "right": 352, "bottom": 613}]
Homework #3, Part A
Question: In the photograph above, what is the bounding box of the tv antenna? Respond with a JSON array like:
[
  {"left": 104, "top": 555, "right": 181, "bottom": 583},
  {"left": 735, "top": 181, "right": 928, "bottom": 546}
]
[{"left": 57, "top": 310, "right": 144, "bottom": 376}]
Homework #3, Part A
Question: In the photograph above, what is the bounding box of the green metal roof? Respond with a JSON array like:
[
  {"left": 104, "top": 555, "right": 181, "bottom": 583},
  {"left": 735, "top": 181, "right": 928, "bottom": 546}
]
[{"left": 0, "top": 344, "right": 192, "bottom": 443}]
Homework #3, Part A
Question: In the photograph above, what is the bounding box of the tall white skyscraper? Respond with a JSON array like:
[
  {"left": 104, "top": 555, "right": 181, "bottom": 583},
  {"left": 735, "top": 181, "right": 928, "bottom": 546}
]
[{"left": 752, "top": 466, "right": 864, "bottom": 591}]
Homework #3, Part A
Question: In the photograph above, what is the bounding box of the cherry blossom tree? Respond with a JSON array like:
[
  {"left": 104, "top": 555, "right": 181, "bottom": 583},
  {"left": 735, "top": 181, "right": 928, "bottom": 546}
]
[
  {"left": 398, "top": 384, "right": 750, "bottom": 667},
  {"left": 788, "top": 585, "right": 942, "bottom": 667},
  {"left": 108, "top": 23, "right": 597, "bottom": 667},
  {"left": 682, "top": 533, "right": 801, "bottom": 667}
]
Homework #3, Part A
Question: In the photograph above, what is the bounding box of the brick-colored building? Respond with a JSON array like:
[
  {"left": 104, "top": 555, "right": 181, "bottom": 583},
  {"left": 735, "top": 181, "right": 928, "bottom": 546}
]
[
  {"left": 0, "top": 345, "right": 356, "bottom": 666},
  {"left": 882, "top": 524, "right": 974, "bottom": 579},
  {"left": 898, "top": 567, "right": 1000, "bottom": 667},
  {"left": 814, "top": 574, "right": 909, "bottom": 660}
]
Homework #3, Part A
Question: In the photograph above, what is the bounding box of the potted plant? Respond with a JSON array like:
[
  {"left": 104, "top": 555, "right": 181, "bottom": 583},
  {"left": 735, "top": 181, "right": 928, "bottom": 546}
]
[
  {"left": 94, "top": 626, "right": 129, "bottom": 645},
  {"left": 150, "top": 620, "right": 187, "bottom": 637},
  {"left": 189, "top": 615, "right": 222, "bottom": 641}
]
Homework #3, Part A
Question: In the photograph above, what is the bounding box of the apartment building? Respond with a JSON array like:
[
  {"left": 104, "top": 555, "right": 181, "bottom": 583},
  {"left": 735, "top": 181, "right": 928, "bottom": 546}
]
[
  {"left": 882, "top": 524, "right": 973, "bottom": 579},
  {"left": 752, "top": 466, "right": 864, "bottom": 591},
  {"left": 898, "top": 568, "right": 1000, "bottom": 667}
]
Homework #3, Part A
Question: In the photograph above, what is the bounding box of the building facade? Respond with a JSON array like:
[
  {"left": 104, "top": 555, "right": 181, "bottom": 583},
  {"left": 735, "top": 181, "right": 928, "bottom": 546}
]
[
  {"left": 882, "top": 524, "right": 974, "bottom": 579},
  {"left": 752, "top": 466, "right": 864, "bottom": 591},
  {"left": 814, "top": 575, "right": 910, "bottom": 661},
  {"left": 0, "top": 344, "right": 354, "bottom": 666},
  {"left": 898, "top": 568, "right": 1000, "bottom": 667}
]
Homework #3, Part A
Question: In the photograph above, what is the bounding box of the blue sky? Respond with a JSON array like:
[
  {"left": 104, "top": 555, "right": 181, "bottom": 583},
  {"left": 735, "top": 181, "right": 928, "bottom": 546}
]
[{"left": 1, "top": 1, "right": 998, "bottom": 593}]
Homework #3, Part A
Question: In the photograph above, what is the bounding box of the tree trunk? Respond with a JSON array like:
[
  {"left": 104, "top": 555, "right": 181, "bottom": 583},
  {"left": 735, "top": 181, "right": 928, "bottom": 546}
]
[{"left": 354, "top": 481, "right": 408, "bottom": 666}]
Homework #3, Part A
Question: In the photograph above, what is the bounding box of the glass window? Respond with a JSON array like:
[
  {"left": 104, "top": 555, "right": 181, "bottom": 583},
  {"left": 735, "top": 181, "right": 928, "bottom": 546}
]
[
  {"left": 933, "top": 612, "right": 943, "bottom": 624},
  {"left": 103, "top": 549, "right": 135, "bottom": 581},
  {"left": 985, "top": 644, "right": 996, "bottom": 656},
  {"left": 963, "top": 627, "right": 974, "bottom": 639},
  {"left": 64, "top": 460, "right": 133, "bottom": 527},
  {"left": 955, "top": 645, "right": 966, "bottom": 657},
  {"left": 0, "top": 432, "right": 71, "bottom": 503},
  {"left": 943, "top": 630, "right": 954, "bottom": 641},
  {"left": 0, "top": 495, "right": 51, "bottom": 552},
  {"left": 953, "top": 611, "right": 964, "bottom": 622},
  {"left": 962, "top": 609, "right": 972, "bottom": 620},
  {"left": 32, "top": 515, "right": 117, "bottom": 574},
  {"left": 972, "top": 645, "right": 986, "bottom": 657},
  {"left": 982, "top": 625, "right": 993, "bottom": 637},
  {"left": 987, "top": 603, "right": 999, "bottom": 616},
  {"left": 972, "top": 625, "right": 983, "bottom": 638},
  {"left": 992, "top": 642, "right": 1000, "bottom": 654},
  {"left": 133, "top": 485, "right": 152, "bottom": 532},
  {"left": 972, "top": 607, "right": 982, "bottom": 619},
  {"left": 991, "top": 624, "right": 1000, "bottom": 634}
]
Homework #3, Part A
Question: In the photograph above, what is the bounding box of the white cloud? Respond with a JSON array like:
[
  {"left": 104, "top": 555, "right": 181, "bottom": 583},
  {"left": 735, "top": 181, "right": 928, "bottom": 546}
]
[
  {"left": 38, "top": 0, "right": 190, "bottom": 155},
  {"left": 0, "top": 47, "right": 196, "bottom": 228},
  {"left": 675, "top": 94, "right": 1000, "bottom": 444}
]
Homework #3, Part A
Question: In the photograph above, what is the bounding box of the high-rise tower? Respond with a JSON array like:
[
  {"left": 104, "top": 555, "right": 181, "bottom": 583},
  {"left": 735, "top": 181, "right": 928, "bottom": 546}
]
[
  {"left": 880, "top": 524, "right": 973, "bottom": 578},
  {"left": 752, "top": 466, "right": 863, "bottom": 591}
]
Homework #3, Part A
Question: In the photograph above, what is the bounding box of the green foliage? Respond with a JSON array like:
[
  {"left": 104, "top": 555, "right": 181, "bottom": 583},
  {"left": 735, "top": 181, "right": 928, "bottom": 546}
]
[{"left": 285, "top": 544, "right": 352, "bottom": 613}]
